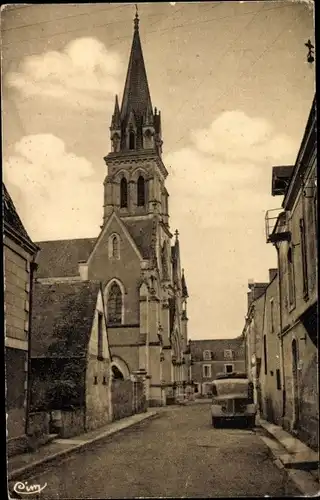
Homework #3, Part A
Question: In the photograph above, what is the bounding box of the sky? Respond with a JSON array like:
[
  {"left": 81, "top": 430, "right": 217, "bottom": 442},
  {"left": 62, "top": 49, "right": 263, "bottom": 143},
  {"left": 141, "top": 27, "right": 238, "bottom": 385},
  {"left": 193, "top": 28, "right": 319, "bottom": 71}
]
[{"left": 1, "top": 1, "right": 315, "bottom": 340}]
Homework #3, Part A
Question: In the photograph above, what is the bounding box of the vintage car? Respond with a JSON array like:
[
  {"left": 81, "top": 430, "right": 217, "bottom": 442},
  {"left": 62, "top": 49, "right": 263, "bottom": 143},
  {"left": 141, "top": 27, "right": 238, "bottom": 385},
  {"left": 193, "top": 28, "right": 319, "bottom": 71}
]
[{"left": 211, "top": 372, "right": 256, "bottom": 428}]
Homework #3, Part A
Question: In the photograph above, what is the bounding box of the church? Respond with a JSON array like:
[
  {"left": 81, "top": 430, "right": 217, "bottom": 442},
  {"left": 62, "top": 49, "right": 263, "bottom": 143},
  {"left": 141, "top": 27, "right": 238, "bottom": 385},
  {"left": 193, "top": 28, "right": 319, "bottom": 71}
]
[{"left": 34, "top": 12, "right": 190, "bottom": 407}]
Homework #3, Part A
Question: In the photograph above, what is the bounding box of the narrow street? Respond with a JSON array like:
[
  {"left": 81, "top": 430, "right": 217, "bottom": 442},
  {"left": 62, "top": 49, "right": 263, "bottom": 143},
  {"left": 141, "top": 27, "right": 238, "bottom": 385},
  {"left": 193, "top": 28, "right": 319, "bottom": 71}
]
[{"left": 21, "top": 404, "right": 300, "bottom": 498}]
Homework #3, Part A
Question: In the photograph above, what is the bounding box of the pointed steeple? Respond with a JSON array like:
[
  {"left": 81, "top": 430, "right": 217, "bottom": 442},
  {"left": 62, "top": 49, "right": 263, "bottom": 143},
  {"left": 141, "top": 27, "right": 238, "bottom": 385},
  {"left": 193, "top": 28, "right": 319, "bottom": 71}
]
[
  {"left": 181, "top": 269, "right": 189, "bottom": 299},
  {"left": 120, "top": 10, "right": 153, "bottom": 124},
  {"left": 111, "top": 95, "right": 121, "bottom": 129}
]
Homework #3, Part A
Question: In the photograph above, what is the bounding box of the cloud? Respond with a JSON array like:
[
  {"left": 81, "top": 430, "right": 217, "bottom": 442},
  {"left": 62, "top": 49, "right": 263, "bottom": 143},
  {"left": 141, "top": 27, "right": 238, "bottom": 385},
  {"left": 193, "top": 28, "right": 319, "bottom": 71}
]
[
  {"left": 5, "top": 38, "right": 124, "bottom": 110},
  {"left": 3, "top": 134, "right": 103, "bottom": 240},
  {"left": 165, "top": 110, "right": 298, "bottom": 337},
  {"left": 165, "top": 110, "right": 298, "bottom": 230}
]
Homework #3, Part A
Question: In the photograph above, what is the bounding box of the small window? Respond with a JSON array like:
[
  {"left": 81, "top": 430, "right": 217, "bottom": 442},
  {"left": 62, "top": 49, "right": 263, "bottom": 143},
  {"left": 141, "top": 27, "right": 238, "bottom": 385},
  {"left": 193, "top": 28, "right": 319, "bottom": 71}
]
[
  {"left": 270, "top": 299, "right": 274, "bottom": 333},
  {"left": 203, "top": 350, "right": 212, "bottom": 361},
  {"left": 94, "top": 376, "right": 98, "bottom": 385},
  {"left": 112, "top": 236, "right": 120, "bottom": 259},
  {"left": 224, "top": 364, "right": 234, "bottom": 374},
  {"left": 263, "top": 335, "right": 267, "bottom": 375},
  {"left": 203, "top": 364, "right": 211, "bottom": 378},
  {"left": 299, "top": 218, "right": 309, "bottom": 298},
  {"left": 137, "top": 176, "right": 145, "bottom": 207},
  {"left": 129, "top": 131, "right": 135, "bottom": 150},
  {"left": 276, "top": 369, "right": 281, "bottom": 390},
  {"left": 120, "top": 178, "right": 128, "bottom": 208},
  {"left": 97, "top": 312, "right": 103, "bottom": 360},
  {"left": 224, "top": 349, "right": 234, "bottom": 360},
  {"left": 287, "top": 247, "right": 295, "bottom": 307},
  {"left": 103, "top": 376, "right": 107, "bottom": 385}
]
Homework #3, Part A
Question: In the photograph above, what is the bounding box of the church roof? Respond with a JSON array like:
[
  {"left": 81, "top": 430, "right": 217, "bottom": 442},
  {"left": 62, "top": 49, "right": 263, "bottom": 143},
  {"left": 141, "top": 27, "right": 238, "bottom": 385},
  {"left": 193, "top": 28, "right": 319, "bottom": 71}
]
[
  {"left": 31, "top": 280, "right": 101, "bottom": 358},
  {"left": 3, "top": 182, "right": 38, "bottom": 253},
  {"left": 120, "top": 12, "right": 153, "bottom": 123},
  {"left": 123, "top": 218, "right": 154, "bottom": 259},
  {"left": 35, "top": 237, "right": 97, "bottom": 278},
  {"left": 35, "top": 218, "right": 154, "bottom": 279}
]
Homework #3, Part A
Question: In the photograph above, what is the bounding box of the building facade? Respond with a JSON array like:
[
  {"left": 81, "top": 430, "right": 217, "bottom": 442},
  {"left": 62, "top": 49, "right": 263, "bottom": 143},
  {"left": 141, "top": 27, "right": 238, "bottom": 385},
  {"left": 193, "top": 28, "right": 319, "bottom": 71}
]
[
  {"left": 33, "top": 13, "right": 190, "bottom": 407},
  {"left": 243, "top": 271, "right": 283, "bottom": 425},
  {"left": 3, "top": 183, "right": 39, "bottom": 454},
  {"left": 30, "top": 281, "right": 112, "bottom": 435},
  {"left": 265, "top": 95, "right": 318, "bottom": 450},
  {"left": 190, "top": 338, "right": 245, "bottom": 396}
]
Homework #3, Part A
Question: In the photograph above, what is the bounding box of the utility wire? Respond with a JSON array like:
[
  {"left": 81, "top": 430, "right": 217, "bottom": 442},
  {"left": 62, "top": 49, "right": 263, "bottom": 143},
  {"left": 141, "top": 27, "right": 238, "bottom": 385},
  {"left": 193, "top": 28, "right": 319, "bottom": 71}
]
[
  {"left": 173, "top": 3, "right": 266, "bottom": 125},
  {"left": 2, "top": 2, "right": 293, "bottom": 49},
  {"left": 173, "top": 11, "right": 301, "bottom": 148},
  {"left": 1, "top": 3, "right": 132, "bottom": 32}
]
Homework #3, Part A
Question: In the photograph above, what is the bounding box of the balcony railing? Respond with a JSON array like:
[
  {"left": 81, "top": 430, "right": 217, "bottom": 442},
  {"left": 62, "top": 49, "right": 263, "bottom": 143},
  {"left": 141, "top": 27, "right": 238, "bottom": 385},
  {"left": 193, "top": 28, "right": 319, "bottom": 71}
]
[{"left": 265, "top": 208, "right": 291, "bottom": 244}]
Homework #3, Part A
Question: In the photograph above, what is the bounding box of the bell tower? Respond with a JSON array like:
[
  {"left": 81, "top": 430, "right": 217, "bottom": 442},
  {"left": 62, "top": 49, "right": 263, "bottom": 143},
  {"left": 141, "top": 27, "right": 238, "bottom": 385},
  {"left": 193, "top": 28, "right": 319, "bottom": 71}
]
[{"left": 103, "top": 10, "right": 168, "bottom": 224}]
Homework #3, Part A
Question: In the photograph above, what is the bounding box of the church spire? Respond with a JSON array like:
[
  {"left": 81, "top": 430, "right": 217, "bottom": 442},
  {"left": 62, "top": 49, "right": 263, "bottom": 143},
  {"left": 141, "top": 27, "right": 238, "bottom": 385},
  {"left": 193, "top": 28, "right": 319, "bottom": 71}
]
[
  {"left": 108, "top": 8, "right": 163, "bottom": 155},
  {"left": 120, "top": 8, "right": 153, "bottom": 123}
]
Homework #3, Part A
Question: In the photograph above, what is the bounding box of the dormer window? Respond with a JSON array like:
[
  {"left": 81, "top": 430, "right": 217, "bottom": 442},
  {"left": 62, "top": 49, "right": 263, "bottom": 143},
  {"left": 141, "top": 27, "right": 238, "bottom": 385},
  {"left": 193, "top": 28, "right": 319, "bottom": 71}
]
[
  {"left": 129, "top": 131, "right": 135, "bottom": 150},
  {"left": 203, "top": 350, "right": 212, "bottom": 361},
  {"left": 137, "top": 176, "right": 145, "bottom": 206}
]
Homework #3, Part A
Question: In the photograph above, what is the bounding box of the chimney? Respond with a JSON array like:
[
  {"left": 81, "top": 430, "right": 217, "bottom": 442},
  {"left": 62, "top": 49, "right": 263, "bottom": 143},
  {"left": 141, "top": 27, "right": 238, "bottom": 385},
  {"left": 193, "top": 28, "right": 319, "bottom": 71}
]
[{"left": 269, "top": 268, "right": 278, "bottom": 282}]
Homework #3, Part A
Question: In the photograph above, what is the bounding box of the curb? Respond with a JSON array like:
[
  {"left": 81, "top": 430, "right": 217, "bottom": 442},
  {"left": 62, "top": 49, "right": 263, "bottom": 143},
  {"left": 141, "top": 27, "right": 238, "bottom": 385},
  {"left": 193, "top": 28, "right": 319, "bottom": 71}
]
[
  {"left": 258, "top": 421, "right": 319, "bottom": 496},
  {"left": 8, "top": 411, "right": 159, "bottom": 482}
]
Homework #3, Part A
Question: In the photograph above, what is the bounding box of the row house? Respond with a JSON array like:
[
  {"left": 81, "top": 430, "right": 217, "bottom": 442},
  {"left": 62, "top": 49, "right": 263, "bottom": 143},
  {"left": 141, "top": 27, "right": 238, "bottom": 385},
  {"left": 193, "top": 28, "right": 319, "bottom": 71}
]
[
  {"left": 190, "top": 338, "right": 245, "bottom": 396},
  {"left": 244, "top": 95, "right": 318, "bottom": 451},
  {"left": 3, "top": 183, "right": 39, "bottom": 456}
]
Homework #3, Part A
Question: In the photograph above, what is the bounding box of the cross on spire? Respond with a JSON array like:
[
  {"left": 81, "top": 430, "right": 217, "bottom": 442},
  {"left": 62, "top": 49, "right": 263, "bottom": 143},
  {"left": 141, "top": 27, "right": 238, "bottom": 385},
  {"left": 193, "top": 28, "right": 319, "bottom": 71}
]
[
  {"left": 305, "top": 39, "right": 315, "bottom": 64},
  {"left": 175, "top": 229, "right": 179, "bottom": 240},
  {"left": 134, "top": 4, "right": 139, "bottom": 31}
]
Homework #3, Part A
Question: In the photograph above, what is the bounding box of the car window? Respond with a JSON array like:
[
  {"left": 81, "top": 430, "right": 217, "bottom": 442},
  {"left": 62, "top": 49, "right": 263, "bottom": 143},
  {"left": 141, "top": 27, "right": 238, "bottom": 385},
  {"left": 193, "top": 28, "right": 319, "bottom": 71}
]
[{"left": 213, "top": 379, "right": 249, "bottom": 397}]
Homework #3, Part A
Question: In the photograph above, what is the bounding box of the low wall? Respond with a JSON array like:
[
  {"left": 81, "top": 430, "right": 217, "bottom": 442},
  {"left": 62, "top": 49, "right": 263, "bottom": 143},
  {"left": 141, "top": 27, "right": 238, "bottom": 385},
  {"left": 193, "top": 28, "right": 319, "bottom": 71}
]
[
  {"left": 111, "top": 380, "right": 134, "bottom": 421},
  {"left": 57, "top": 409, "right": 85, "bottom": 438}
]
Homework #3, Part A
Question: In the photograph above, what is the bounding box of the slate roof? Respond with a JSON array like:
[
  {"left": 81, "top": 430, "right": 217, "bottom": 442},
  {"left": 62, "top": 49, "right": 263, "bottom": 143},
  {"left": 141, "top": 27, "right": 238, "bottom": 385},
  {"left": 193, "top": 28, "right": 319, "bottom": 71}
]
[
  {"left": 35, "top": 216, "right": 154, "bottom": 279},
  {"left": 120, "top": 14, "right": 153, "bottom": 123},
  {"left": 3, "top": 183, "right": 37, "bottom": 252},
  {"left": 35, "top": 238, "right": 97, "bottom": 278},
  {"left": 190, "top": 338, "right": 245, "bottom": 362},
  {"left": 31, "top": 281, "right": 101, "bottom": 358},
  {"left": 124, "top": 218, "right": 154, "bottom": 259}
]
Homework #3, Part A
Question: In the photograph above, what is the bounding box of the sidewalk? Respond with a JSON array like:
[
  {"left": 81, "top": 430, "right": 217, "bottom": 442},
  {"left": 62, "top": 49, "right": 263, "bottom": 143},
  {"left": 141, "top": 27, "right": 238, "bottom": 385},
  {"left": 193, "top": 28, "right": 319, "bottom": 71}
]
[
  {"left": 8, "top": 409, "right": 159, "bottom": 482},
  {"left": 258, "top": 417, "right": 319, "bottom": 497}
]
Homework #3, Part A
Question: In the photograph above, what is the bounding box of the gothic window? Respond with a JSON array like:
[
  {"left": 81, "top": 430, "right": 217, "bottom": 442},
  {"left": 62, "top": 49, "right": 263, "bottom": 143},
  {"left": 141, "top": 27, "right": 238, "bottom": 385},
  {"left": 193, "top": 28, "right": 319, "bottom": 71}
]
[
  {"left": 107, "top": 283, "right": 122, "bottom": 325},
  {"left": 129, "top": 131, "right": 135, "bottom": 150},
  {"left": 112, "top": 236, "right": 120, "bottom": 259},
  {"left": 120, "top": 178, "right": 128, "bottom": 208},
  {"left": 137, "top": 176, "right": 145, "bottom": 206}
]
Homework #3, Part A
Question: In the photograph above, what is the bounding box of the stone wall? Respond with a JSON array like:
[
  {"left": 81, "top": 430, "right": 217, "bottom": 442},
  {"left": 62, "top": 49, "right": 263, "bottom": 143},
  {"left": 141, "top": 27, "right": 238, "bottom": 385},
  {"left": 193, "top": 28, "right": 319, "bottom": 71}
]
[{"left": 111, "top": 379, "right": 134, "bottom": 421}]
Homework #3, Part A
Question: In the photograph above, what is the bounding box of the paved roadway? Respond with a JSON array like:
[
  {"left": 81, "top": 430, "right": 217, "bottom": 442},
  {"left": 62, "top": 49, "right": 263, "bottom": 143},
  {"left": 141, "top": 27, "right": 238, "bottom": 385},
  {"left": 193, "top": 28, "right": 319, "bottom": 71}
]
[{"left": 15, "top": 404, "right": 300, "bottom": 498}]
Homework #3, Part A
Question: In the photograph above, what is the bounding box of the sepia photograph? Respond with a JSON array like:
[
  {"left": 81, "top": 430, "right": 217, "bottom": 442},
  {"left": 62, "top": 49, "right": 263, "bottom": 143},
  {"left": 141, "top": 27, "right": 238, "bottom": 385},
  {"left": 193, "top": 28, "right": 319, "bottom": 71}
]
[{"left": 2, "top": 1, "right": 318, "bottom": 498}]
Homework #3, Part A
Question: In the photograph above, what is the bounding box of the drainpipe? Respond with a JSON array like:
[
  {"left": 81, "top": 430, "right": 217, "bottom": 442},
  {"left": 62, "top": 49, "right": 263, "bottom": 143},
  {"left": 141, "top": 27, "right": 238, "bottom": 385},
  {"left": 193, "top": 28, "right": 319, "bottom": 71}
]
[
  {"left": 275, "top": 242, "right": 286, "bottom": 422},
  {"left": 25, "top": 257, "right": 38, "bottom": 436}
]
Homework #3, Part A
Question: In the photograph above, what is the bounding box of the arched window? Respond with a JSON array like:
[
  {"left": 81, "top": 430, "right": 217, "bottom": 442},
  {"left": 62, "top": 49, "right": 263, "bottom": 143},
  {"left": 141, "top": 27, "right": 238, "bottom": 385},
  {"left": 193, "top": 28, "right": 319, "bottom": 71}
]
[
  {"left": 120, "top": 178, "right": 128, "bottom": 208},
  {"left": 112, "top": 236, "right": 120, "bottom": 259},
  {"left": 129, "top": 131, "right": 135, "bottom": 150},
  {"left": 137, "top": 176, "right": 145, "bottom": 206},
  {"left": 107, "top": 283, "right": 122, "bottom": 325}
]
